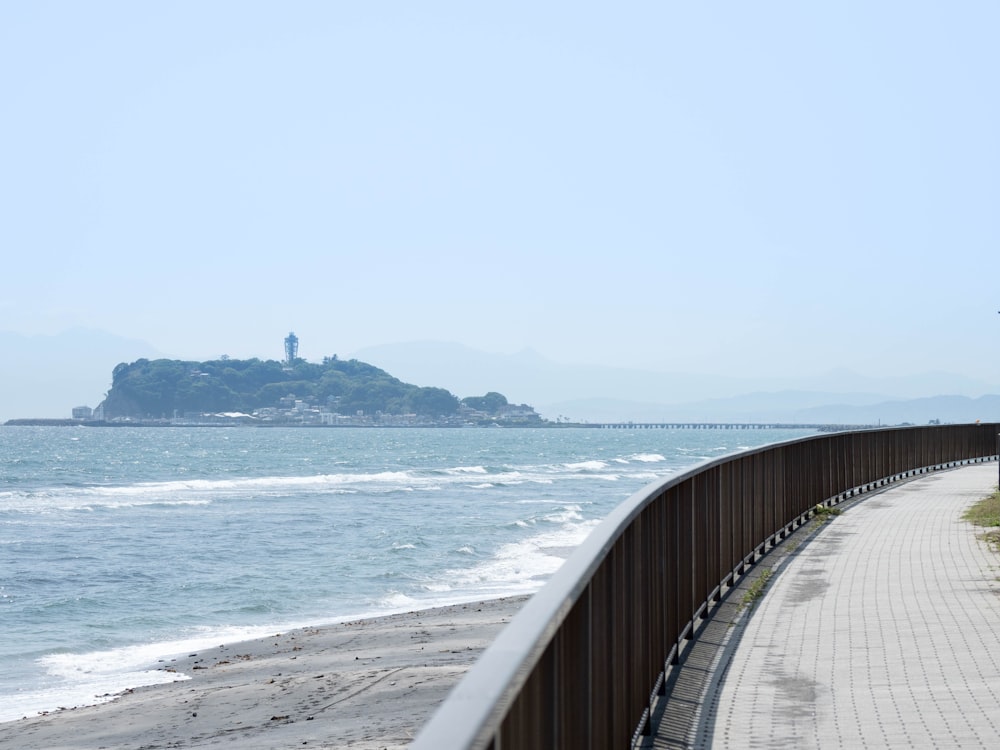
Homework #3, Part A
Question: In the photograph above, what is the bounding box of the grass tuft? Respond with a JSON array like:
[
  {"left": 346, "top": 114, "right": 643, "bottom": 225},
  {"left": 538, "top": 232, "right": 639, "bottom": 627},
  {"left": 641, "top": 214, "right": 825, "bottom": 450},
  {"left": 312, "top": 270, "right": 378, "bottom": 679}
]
[
  {"left": 740, "top": 567, "right": 773, "bottom": 610},
  {"left": 963, "top": 489, "right": 1000, "bottom": 550},
  {"left": 805, "top": 503, "right": 843, "bottom": 532},
  {"left": 813, "top": 503, "right": 843, "bottom": 519}
]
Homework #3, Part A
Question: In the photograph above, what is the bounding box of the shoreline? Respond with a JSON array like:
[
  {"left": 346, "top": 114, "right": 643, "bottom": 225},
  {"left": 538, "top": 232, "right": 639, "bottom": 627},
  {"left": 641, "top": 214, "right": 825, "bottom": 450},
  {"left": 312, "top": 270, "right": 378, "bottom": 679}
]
[{"left": 0, "top": 595, "right": 528, "bottom": 750}]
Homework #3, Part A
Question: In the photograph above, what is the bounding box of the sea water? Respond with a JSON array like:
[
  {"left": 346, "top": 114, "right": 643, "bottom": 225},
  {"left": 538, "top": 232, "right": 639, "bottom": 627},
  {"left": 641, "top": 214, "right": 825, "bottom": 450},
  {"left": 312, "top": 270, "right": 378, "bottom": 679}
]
[{"left": 0, "top": 425, "right": 815, "bottom": 722}]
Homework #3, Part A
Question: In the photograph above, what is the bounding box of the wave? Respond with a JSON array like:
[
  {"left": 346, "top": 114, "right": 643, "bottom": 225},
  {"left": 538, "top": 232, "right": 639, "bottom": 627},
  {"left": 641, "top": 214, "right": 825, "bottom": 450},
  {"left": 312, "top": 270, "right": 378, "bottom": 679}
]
[
  {"left": 632, "top": 471, "right": 665, "bottom": 481},
  {"left": 442, "top": 465, "right": 489, "bottom": 475},
  {"left": 3, "top": 453, "right": 679, "bottom": 516},
  {"left": 0, "top": 620, "right": 299, "bottom": 723},
  {"left": 378, "top": 592, "right": 419, "bottom": 610},
  {"left": 0, "top": 470, "right": 443, "bottom": 513},
  {"left": 629, "top": 453, "right": 667, "bottom": 463},
  {"left": 80, "top": 499, "right": 212, "bottom": 511},
  {"left": 562, "top": 460, "right": 609, "bottom": 472},
  {"left": 441, "top": 518, "right": 600, "bottom": 597}
]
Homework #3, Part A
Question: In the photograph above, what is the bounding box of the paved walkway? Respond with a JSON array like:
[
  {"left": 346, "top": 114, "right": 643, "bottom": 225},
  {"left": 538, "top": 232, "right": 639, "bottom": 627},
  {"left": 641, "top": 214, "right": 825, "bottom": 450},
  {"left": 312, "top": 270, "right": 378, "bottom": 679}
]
[{"left": 649, "top": 463, "right": 1000, "bottom": 749}]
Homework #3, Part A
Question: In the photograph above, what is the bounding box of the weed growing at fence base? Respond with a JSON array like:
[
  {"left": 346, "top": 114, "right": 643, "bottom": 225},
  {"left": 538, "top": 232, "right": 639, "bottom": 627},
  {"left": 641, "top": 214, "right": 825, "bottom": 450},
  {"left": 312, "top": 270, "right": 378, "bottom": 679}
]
[
  {"left": 963, "top": 489, "right": 1000, "bottom": 551},
  {"left": 806, "top": 503, "right": 843, "bottom": 533},
  {"left": 814, "top": 503, "right": 843, "bottom": 520},
  {"left": 741, "top": 567, "right": 774, "bottom": 611}
]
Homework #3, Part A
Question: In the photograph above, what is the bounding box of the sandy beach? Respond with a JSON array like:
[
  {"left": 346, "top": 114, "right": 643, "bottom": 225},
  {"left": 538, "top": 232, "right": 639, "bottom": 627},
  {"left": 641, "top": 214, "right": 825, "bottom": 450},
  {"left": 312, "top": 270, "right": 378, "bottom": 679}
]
[{"left": 0, "top": 595, "right": 527, "bottom": 750}]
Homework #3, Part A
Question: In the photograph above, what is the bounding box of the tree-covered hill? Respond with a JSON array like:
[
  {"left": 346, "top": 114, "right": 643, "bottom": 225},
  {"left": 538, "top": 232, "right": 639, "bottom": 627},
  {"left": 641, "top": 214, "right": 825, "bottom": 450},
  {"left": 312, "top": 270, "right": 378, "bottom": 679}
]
[{"left": 98, "top": 357, "right": 538, "bottom": 424}]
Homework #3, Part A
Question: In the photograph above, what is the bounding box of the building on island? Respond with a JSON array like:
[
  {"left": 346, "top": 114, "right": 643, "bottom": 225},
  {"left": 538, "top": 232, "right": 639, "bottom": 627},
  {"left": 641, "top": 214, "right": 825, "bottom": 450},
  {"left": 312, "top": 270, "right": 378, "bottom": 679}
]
[{"left": 284, "top": 332, "right": 299, "bottom": 364}]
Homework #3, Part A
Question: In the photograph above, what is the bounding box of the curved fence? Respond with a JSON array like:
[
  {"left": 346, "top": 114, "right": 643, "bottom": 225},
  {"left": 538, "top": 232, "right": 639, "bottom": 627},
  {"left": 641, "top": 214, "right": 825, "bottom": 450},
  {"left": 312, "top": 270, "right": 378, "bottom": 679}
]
[{"left": 413, "top": 424, "right": 999, "bottom": 749}]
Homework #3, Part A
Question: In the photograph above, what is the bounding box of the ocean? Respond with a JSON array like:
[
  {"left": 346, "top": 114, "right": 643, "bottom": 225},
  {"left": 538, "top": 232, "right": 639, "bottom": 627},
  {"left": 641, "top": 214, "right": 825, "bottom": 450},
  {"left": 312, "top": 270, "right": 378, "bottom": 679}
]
[{"left": 0, "top": 425, "right": 815, "bottom": 722}]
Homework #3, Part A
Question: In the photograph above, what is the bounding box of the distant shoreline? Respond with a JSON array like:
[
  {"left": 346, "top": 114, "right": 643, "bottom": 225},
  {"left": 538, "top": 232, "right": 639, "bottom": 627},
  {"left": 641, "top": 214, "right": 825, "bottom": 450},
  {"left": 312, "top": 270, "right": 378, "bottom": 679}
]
[
  {"left": 1, "top": 418, "right": 588, "bottom": 428},
  {"left": 2, "top": 419, "right": 861, "bottom": 431}
]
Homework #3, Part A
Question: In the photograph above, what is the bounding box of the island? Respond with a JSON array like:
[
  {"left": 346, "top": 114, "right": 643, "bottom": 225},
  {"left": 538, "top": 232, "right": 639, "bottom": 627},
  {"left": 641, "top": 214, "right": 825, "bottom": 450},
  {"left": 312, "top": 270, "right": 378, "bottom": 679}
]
[{"left": 5, "top": 354, "right": 546, "bottom": 428}]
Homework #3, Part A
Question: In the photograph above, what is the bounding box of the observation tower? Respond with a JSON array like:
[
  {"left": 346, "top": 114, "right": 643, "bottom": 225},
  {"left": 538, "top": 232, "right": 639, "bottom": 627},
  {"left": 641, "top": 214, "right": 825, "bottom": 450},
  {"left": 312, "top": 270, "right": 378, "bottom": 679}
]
[{"left": 284, "top": 332, "right": 299, "bottom": 364}]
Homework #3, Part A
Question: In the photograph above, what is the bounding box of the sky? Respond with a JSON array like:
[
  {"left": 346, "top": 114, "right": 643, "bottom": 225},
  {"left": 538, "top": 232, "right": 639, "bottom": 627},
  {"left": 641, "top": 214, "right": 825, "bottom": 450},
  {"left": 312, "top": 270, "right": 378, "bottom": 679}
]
[{"left": 3, "top": 1, "right": 999, "bottom": 382}]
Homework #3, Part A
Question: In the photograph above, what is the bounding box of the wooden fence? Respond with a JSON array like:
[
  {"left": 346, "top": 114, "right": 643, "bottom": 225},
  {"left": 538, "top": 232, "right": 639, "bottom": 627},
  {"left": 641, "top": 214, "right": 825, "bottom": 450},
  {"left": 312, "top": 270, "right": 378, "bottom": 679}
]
[{"left": 413, "top": 424, "right": 999, "bottom": 749}]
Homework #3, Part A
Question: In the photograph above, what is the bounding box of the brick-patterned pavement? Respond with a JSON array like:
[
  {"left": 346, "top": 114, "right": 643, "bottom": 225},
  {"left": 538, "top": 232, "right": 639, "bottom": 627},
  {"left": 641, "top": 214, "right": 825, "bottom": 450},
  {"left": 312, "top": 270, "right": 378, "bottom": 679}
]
[{"left": 650, "top": 463, "right": 1000, "bottom": 749}]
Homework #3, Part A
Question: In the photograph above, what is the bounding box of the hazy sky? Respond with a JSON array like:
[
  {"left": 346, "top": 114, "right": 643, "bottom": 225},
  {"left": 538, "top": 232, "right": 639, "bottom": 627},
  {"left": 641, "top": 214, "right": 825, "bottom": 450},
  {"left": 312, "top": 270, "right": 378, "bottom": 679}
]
[{"left": 4, "top": 2, "right": 998, "bottom": 379}]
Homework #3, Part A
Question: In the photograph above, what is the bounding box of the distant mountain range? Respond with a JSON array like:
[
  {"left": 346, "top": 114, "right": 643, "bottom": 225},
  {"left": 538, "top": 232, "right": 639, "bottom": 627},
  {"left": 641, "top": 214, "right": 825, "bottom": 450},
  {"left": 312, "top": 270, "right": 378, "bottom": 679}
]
[
  {"left": 534, "top": 394, "right": 1000, "bottom": 426},
  {"left": 2, "top": 331, "right": 998, "bottom": 426},
  {"left": 349, "top": 341, "right": 1000, "bottom": 425},
  {"left": 0, "top": 329, "right": 163, "bottom": 423}
]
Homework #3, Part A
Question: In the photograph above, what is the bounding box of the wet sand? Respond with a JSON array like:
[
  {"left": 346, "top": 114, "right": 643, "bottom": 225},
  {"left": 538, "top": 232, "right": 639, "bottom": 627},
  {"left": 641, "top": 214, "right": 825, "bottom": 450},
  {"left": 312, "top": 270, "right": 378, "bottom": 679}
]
[{"left": 0, "top": 595, "right": 527, "bottom": 749}]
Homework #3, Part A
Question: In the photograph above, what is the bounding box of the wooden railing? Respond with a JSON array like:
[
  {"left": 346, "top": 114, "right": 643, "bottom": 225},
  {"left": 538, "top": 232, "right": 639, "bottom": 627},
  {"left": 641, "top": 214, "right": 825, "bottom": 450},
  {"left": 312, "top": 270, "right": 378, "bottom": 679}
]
[{"left": 412, "top": 424, "right": 999, "bottom": 749}]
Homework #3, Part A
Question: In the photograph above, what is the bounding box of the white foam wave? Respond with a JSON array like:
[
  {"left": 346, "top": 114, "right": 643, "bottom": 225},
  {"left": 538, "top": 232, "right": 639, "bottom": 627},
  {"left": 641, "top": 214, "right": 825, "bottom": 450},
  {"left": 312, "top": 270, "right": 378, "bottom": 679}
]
[
  {"left": 379, "top": 592, "right": 418, "bottom": 609},
  {"left": 3, "top": 469, "right": 452, "bottom": 513},
  {"left": 2, "top": 622, "right": 300, "bottom": 723},
  {"left": 6, "top": 458, "right": 646, "bottom": 515},
  {"left": 489, "top": 471, "right": 526, "bottom": 483},
  {"left": 422, "top": 583, "right": 452, "bottom": 593},
  {"left": 632, "top": 471, "right": 663, "bottom": 481},
  {"left": 442, "top": 517, "right": 600, "bottom": 597},
  {"left": 630, "top": 453, "right": 667, "bottom": 463},
  {"left": 0, "top": 670, "right": 187, "bottom": 723},
  {"left": 83, "top": 499, "right": 212, "bottom": 511},
  {"left": 39, "top": 624, "right": 288, "bottom": 682},
  {"left": 543, "top": 505, "right": 584, "bottom": 524},
  {"left": 563, "top": 460, "right": 608, "bottom": 471}
]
